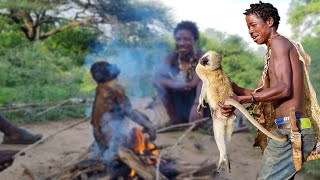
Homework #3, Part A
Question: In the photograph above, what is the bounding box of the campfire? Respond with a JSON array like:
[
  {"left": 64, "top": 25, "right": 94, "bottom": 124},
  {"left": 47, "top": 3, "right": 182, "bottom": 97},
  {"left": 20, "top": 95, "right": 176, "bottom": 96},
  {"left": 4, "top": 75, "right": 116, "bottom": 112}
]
[
  {"left": 46, "top": 109, "right": 217, "bottom": 180},
  {"left": 128, "top": 127, "right": 159, "bottom": 178}
]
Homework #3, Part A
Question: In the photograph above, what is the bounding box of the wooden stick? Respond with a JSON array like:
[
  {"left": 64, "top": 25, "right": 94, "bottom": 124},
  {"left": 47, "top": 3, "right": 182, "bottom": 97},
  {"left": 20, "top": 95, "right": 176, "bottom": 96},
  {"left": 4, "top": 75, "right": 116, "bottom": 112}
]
[
  {"left": 45, "top": 159, "right": 106, "bottom": 180},
  {"left": 0, "top": 98, "right": 93, "bottom": 111},
  {"left": 156, "top": 122, "right": 198, "bottom": 180},
  {"left": 13, "top": 117, "right": 90, "bottom": 158},
  {"left": 156, "top": 117, "right": 210, "bottom": 133},
  {"left": 118, "top": 147, "right": 168, "bottom": 180},
  {"left": 176, "top": 163, "right": 217, "bottom": 179},
  {"left": 64, "top": 144, "right": 92, "bottom": 167},
  {"left": 34, "top": 100, "right": 69, "bottom": 117}
]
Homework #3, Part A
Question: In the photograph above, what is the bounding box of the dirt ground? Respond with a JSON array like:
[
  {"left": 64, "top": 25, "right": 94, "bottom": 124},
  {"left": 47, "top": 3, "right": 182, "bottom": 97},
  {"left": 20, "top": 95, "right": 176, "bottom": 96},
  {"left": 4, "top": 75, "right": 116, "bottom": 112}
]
[{"left": 0, "top": 98, "right": 306, "bottom": 180}]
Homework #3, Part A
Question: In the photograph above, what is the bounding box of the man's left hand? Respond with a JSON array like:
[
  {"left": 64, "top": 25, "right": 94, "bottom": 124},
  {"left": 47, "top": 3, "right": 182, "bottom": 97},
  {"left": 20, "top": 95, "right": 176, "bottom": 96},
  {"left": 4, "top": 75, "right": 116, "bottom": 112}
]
[{"left": 219, "top": 96, "right": 239, "bottom": 117}]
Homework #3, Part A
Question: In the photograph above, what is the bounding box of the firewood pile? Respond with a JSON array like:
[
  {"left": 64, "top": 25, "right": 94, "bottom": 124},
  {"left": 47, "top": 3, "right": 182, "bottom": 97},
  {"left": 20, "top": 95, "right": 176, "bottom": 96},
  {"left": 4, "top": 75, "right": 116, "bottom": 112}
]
[
  {"left": 45, "top": 146, "right": 217, "bottom": 180},
  {"left": 44, "top": 118, "right": 217, "bottom": 180}
]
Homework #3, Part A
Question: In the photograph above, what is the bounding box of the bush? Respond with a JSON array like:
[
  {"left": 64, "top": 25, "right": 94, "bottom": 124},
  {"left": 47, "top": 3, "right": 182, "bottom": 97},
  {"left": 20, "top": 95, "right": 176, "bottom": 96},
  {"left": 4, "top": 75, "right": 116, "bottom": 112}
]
[{"left": 0, "top": 27, "right": 97, "bottom": 123}]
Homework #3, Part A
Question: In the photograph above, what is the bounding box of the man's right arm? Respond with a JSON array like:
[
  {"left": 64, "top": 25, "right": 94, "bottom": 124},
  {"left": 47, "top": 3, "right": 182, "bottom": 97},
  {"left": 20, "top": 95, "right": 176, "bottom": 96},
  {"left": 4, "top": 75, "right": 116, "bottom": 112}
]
[
  {"left": 232, "top": 82, "right": 252, "bottom": 96},
  {"left": 219, "top": 82, "right": 254, "bottom": 117}
]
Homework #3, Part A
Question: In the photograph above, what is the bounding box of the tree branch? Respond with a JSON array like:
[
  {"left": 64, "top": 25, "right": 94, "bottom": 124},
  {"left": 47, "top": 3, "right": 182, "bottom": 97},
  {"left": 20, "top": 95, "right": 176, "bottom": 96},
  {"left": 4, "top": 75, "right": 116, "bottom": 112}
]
[
  {"left": 40, "top": 18, "right": 94, "bottom": 40},
  {"left": 20, "top": 11, "right": 35, "bottom": 40}
]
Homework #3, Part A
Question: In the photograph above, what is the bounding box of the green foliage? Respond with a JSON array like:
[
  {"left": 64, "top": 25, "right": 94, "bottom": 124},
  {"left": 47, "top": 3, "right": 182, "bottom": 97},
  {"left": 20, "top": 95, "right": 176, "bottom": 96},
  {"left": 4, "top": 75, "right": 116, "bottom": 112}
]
[
  {"left": 0, "top": 44, "right": 89, "bottom": 122},
  {"left": 42, "top": 27, "right": 98, "bottom": 66},
  {"left": 0, "top": 0, "right": 173, "bottom": 42},
  {"left": 301, "top": 29, "right": 320, "bottom": 102},
  {"left": 0, "top": 43, "right": 86, "bottom": 103},
  {"left": 0, "top": 26, "right": 97, "bottom": 122},
  {"left": 0, "top": 16, "right": 28, "bottom": 49},
  {"left": 288, "top": 0, "right": 320, "bottom": 38}
]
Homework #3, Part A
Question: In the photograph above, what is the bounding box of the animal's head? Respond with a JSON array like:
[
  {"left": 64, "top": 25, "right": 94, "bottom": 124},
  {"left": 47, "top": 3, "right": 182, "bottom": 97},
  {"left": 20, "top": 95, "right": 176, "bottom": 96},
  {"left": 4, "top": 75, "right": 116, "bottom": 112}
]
[
  {"left": 196, "top": 51, "right": 222, "bottom": 76},
  {"left": 196, "top": 51, "right": 223, "bottom": 80}
]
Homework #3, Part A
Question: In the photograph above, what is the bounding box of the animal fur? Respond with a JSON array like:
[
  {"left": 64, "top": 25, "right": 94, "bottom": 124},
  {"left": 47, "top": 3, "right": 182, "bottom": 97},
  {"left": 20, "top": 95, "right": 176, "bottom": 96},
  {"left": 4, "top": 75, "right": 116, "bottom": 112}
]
[
  {"left": 195, "top": 51, "right": 236, "bottom": 173},
  {"left": 195, "top": 51, "right": 287, "bottom": 173}
]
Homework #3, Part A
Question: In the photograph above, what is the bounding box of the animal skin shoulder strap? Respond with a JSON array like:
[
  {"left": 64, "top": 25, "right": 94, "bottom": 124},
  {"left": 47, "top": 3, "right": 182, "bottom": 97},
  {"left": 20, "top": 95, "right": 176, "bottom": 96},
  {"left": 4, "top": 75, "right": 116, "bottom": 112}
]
[{"left": 288, "top": 38, "right": 320, "bottom": 161}]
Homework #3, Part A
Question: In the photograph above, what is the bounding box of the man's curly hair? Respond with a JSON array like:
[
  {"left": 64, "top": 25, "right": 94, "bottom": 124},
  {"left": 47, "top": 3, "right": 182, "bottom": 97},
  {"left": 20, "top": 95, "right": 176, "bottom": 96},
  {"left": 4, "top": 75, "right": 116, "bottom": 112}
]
[
  {"left": 243, "top": 1, "right": 280, "bottom": 30},
  {"left": 90, "top": 61, "right": 120, "bottom": 83},
  {"left": 173, "top": 21, "right": 199, "bottom": 41}
]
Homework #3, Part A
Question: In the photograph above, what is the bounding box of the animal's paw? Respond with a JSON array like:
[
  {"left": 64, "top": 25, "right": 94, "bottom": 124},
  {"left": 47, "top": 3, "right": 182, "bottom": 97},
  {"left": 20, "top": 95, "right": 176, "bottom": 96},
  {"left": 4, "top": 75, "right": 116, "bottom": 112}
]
[{"left": 197, "top": 105, "right": 202, "bottom": 113}]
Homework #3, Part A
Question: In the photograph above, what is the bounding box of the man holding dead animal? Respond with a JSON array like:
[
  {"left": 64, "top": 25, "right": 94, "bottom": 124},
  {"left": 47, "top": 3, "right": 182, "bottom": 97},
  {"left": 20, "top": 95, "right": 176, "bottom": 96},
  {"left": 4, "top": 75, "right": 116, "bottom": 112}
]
[{"left": 219, "top": 1, "right": 318, "bottom": 179}]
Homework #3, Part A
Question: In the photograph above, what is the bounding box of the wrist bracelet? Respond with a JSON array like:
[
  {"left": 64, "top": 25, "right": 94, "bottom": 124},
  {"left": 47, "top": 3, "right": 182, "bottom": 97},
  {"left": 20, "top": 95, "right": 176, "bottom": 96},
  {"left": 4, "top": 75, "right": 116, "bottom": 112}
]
[{"left": 251, "top": 93, "right": 257, "bottom": 103}]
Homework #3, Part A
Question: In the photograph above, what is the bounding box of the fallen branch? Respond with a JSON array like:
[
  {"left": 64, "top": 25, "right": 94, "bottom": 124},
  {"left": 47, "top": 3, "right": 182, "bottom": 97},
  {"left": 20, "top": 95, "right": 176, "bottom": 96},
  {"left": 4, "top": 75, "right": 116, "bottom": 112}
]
[
  {"left": 157, "top": 117, "right": 210, "bottom": 133},
  {"left": 176, "top": 163, "right": 217, "bottom": 179},
  {"left": 34, "top": 100, "right": 69, "bottom": 118},
  {"left": 45, "top": 159, "right": 107, "bottom": 180},
  {"left": 14, "top": 117, "right": 90, "bottom": 158},
  {"left": 0, "top": 98, "right": 93, "bottom": 111},
  {"left": 156, "top": 121, "right": 199, "bottom": 180},
  {"left": 64, "top": 144, "right": 92, "bottom": 167}
]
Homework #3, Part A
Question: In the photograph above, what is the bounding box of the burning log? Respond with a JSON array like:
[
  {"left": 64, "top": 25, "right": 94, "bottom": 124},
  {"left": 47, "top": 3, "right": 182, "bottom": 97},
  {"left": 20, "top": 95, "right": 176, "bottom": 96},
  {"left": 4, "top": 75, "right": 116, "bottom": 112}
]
[
  {"left": 44, "top": 125, "right": 218, "bottom": 180},
  {"left": 118, "top": 147, "right": 167, "bottom": 180}
]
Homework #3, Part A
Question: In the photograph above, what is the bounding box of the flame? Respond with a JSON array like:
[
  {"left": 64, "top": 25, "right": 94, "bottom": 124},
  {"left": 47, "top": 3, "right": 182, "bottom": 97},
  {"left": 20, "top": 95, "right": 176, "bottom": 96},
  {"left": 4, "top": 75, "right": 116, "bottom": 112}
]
[
  {"left": 129, "top": 127, "right": 159, "bottom": 177},
  {"left": 129, "top": 169, "right": 136, "bottom": 177},
  {"left": 133, "top": 127, "right": 146, "bottom": 155}
]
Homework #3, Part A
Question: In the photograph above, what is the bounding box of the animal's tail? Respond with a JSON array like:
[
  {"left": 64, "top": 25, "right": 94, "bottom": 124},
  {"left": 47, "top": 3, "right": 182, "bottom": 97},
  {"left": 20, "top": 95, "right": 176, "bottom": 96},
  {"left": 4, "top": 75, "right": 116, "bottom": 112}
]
[{"left": 224, "top": 98, "right": 287, "bottom": 142}]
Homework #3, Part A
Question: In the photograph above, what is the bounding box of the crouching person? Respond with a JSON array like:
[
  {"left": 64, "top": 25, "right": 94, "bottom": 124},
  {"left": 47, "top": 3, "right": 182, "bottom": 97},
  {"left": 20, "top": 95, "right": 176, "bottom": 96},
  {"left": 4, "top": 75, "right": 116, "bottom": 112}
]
[{"left": 88, "top": 61, "right": 156, "bottom": 165}]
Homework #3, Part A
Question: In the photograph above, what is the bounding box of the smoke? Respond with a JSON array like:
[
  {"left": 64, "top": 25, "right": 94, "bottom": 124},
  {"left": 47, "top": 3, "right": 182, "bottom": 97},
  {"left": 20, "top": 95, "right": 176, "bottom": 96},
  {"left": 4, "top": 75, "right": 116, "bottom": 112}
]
[
  {"left": 88, "top": 112, "right": 134, "bottom": 171},
  {"left": 100, "top": 113, "right": 132, "bottom": 165},
  {"left": 85, "top": 33, "right": 171, "bottom": 163},
  {"left": 85, "top": 35, "right": 170, "bottom": 98}
]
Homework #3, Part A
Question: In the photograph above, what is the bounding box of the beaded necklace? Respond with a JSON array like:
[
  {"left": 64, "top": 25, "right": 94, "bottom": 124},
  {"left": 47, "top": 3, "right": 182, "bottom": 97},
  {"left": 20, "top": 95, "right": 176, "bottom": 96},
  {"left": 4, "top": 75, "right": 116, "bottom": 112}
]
[{"left": 177, "top": 51, "right": 199, "bottom": 82}]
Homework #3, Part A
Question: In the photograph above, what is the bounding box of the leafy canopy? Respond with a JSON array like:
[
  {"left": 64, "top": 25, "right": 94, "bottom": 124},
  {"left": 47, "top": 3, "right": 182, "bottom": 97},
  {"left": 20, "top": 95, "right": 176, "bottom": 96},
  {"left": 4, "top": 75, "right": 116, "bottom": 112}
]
[{"left": 288, "top": 0, "right": 320, "bottom": 38}]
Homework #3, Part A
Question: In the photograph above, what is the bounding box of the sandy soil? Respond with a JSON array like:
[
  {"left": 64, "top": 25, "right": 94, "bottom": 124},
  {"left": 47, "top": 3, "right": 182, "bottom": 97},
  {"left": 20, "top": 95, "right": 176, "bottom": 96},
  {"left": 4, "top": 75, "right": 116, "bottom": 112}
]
[{"left": 0, "top": 98, "right": 305, "bottom": 180}]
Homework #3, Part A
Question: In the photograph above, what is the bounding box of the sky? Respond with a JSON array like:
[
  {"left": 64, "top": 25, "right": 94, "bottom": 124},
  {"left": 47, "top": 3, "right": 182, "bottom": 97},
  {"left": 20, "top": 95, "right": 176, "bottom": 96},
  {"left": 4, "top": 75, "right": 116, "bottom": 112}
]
[{"left": 159, "top": 0, "right": 292, "bottom": 48}]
